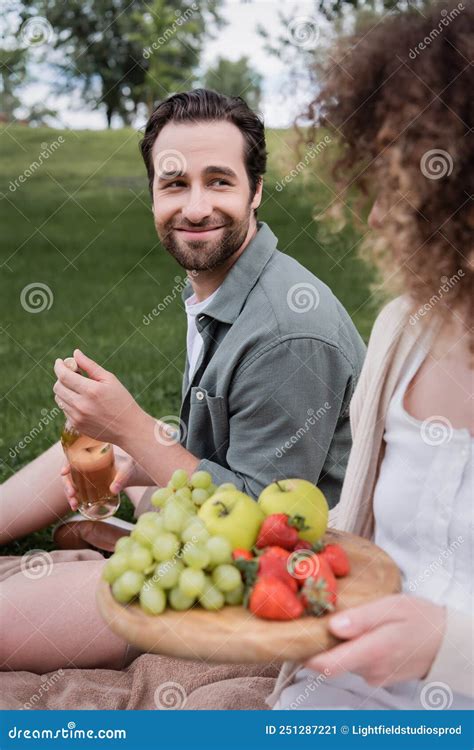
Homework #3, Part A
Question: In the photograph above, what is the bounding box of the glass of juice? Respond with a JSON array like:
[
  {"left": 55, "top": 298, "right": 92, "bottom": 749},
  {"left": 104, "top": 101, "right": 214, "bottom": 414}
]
[
  {"left": 60, "top": 357, "right": 120, "bottom": 520},
  {"left": 62, "top": 432, "right": 120, "bottom": 520}
]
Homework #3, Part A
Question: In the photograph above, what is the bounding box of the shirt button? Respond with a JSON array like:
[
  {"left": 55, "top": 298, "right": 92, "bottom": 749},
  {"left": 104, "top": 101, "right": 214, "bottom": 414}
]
[{"left": 196, "top": 391, "right": 204, "bottom": 401}]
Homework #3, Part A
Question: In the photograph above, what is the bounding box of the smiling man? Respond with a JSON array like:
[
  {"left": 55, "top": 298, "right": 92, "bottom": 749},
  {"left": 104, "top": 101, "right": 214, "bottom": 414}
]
[{"left": 52, "top": 88, "right": 366, "bottom": 519}]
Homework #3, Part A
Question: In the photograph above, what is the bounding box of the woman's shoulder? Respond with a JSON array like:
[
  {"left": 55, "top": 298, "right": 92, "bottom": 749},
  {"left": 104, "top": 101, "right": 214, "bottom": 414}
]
[{"left": 369, "top": 295, "right": 413, "bottom": 346}]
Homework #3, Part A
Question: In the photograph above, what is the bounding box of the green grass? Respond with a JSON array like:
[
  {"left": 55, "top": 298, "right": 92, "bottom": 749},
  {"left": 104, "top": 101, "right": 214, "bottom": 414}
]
[{"left": 0, "top": 124, "right": 377, "bottom": 555}]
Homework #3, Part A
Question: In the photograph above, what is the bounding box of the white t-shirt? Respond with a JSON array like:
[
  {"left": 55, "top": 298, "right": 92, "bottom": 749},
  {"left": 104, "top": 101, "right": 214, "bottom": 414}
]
[{"left": 185, "top": 286, "right": 220, "bottom": 382}]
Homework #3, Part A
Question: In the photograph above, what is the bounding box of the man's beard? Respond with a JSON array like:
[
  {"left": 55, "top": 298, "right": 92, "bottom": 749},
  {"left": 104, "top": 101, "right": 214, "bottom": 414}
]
[{"left": 157, "top": 210, "right": 252, "bottom": 271}]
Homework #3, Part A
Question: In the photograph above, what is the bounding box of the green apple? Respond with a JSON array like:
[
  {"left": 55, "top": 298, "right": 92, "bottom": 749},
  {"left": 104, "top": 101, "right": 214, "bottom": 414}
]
[
  {"left": 258, "top": 479, "right": 328, "bottom": 543},
  {"left": 198, "top": 490, "right": 264, "bottom": 550}
]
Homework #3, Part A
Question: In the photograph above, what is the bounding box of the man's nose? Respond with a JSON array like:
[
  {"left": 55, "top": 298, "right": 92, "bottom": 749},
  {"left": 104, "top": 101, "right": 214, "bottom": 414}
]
[{"left": 181, "top": 188, "right": 213, "bottom": 224}]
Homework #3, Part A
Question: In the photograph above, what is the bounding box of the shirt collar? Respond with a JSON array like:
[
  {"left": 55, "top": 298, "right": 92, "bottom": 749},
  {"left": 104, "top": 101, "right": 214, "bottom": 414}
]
[{"left": 181, "top": 222, "right": 278, "bottom": 324}]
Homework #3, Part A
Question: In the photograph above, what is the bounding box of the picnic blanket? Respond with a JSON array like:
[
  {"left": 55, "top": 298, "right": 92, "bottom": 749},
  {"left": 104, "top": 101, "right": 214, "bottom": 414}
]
[
  {"left": 0, "top": 655, "right": 278, "bottom": 710},
  {"left": 0, "top": 550, "right": 278, "bottom": 710}
]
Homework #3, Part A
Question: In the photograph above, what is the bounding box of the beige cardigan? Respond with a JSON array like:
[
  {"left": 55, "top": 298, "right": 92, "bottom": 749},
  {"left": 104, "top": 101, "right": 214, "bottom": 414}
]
[{"left": 268, "top": 296, "right": 473, "bottom": 705}]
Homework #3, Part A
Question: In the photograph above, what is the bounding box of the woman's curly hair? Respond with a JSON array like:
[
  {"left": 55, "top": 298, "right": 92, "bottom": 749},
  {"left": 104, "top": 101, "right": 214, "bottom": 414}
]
[{"left": 303, "top": 0, "right": 473, "bottom": 325}]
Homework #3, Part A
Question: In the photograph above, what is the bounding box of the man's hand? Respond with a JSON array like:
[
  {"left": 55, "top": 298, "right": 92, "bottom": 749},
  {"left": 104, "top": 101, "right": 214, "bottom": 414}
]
[
  {"left": 53, "top": 349, "right": 144, "bottom": 444},
  {"left": 305, "top": 594, "right": 446, "bottom": 686}
]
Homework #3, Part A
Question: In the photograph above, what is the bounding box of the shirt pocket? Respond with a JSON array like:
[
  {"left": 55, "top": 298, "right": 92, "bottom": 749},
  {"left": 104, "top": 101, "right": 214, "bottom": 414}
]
[{"left": 187, "top": 387, "right": 229, "bottom": 463}]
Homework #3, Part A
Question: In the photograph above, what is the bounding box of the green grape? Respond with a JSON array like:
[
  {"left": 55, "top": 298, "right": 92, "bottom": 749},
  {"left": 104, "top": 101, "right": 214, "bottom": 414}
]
[
  {"left": 190, "top": 470, "right": 212, "bottom": 490},
  {"left": 152, "top": 532, "right": 180, "bottom": 562},
  {"left": 163, "top": 501, "right": 190, "bottom": 534},
  {"left": 206, "top": 535, "right": 232, "bottom": 566},
  {"left": 153, "top": 559, "right": 184, "bottom": 589},
  {"left": 139, "top": 583, "right": 166, "bottom": 615},
  {"left": 151, "top": 487, "right": 173, "bottom": 508},
  {"left": 132, "top": 517, "right": 164, "bottom": 547},
  {"left": 224, "top": 581, "right": 244, "bottom": 605},
  {"left": 175, "top": 486, "right": 192, "bottom": 502},
  {"left": 112, "top": 571, "right": 144, "bottom": 603},
  {"left": 114, "top": 536, "right": 134, "bottom": 555},
  {"left": 207, "top": 483, "right": 217, "bottom": 496},
  {"left": 191, "top": 488, "right": 209, "bottom": 507},
  {"left": 169, "top": 469, "right": 189, "bottom": 490},
  {"left": 199, "top": 578, "right": 225, "bottom": 611},
  {"left": 174, "top": 495, "right": 196, "bottom": 515},
  {"left": 181, "top": 520, "right": 210, "bottom": 545},
  {"left": 169, "top": 586, "right": 195, "bottom": 611},
  {"left": 103, "top": 553, "right": 129, "bottom": 583},
  {"left": 212, "top": 564, "right": 242, "bottom": 593},
  {"left": 216, "top": 482, "right": 237, "bottom": 493},
  {"left": 138, "top": 511, "right": 163, "bottom": 524},
  {"left": 183, "top": 542, "right": 211, "bottom": 569},
  {"left": 128, "top": 544, "right": 153, "bottom": 572},
  {"left": 178, "top": 568, "right": 206, "bottom": 598}
]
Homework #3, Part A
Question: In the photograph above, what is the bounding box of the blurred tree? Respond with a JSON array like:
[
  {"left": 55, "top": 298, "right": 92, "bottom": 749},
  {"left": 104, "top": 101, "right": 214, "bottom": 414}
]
[
  {"left": 203, "top": 56, "right": 263, "bottom": 111},
  {"left": 0, "top": 47, "right": 28, "bottom": 120},
  {"left": 131, "top": 0, "right": 224, "bottom": 117},
  {"left": 21, "top": 0, "right": 223, "bottom": 127}
]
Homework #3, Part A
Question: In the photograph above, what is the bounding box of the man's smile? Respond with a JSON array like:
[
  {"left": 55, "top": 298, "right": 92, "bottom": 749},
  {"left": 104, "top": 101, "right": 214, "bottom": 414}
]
[{"left": 173, "top": 225, "right": 226, "bottom": 240}]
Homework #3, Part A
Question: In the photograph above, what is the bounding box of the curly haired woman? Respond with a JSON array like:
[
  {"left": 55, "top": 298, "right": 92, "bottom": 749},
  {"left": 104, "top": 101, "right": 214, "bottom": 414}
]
[{"left": 270, "top": 0, "right": 473, "bottom": 710}]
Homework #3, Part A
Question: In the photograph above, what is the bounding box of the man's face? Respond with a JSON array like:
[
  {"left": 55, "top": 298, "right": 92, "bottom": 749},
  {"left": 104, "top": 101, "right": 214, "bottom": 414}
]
[{"left": 150, "top": 121, "right": 262, "bottom": 271}]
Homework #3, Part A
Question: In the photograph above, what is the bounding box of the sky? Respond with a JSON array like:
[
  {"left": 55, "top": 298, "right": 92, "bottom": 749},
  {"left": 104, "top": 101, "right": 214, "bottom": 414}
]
[{"left": 17, "top": 0, "right": 322, "bottom": 130}]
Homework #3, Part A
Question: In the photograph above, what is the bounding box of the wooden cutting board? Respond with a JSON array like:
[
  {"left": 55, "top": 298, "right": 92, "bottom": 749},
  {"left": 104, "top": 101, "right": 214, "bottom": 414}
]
[{"left": 96, "top": 528, "right": 401, "bottom": 664}]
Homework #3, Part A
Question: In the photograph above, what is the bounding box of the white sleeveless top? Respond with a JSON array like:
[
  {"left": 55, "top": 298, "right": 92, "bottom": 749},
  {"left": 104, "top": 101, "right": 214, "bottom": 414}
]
[
  {"left": 373, "top": 340, "right": 473, "bottom": 616},
  {"left": 274, "top": 341, "right": 473, "bottom": 710}
]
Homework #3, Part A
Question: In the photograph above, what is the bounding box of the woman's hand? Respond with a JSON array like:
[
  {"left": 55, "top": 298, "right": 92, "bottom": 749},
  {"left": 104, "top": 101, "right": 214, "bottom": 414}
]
[
  {"left": 305, "top": 594, "right": 446, "bottom": 686},
  {"left": 53, "top": 349, "right": 145, "bottom": 445},
  {"left": 61, "top": 448, "right": 152, "bottom": 512}
]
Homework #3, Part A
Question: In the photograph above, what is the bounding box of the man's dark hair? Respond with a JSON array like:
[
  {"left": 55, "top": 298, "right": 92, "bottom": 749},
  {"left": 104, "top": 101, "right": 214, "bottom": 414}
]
[{"left": 139, "top": 88, "right": 267, "bottom": 206}]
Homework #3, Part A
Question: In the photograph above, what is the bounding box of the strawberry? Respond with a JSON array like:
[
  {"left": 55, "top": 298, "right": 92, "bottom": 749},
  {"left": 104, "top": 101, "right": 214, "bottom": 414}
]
[
  {"left": 235, "top": 546, "right": 298, "bottom": 594},
  {"left": 301, "top": 572, "right": 337, "bottom": 616},
  {"left": 288, "top": 552, "right": 334, "bottom": 589},
  {"left": 232, "top": 548, "right": 253, "bottom": 561},
  {"left": 249, "top": 576, "right": 304, "bottom": 620},
  {"left": 257, "top": 546, "right": 298, "bottom": 593},
  {"left": 293, "top": 539, "right": 313, "bottom": 551},
  {"left": 298, "top": 556, "right": 337, "bottom": 615},
  {"left": 256, "top": 513, "right": 309, "bottom": 551},
  {"left": 321, "top": 544, "right": 350, "bottom": 577}
]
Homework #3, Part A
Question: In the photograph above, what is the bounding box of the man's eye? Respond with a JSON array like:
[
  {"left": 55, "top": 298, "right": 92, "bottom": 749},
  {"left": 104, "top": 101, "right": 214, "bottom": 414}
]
[
  {"left": 210, "top": 179, "right": 230, "bottom": 187},
  {"left": 162, "top": 180, "right": 186, "bottom": 189}
]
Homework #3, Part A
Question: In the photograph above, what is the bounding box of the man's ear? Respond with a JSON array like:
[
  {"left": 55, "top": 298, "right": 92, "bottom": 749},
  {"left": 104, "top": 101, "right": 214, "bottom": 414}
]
[{"left": 251, "top": 178, "right": 263, "bottom": 211}]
